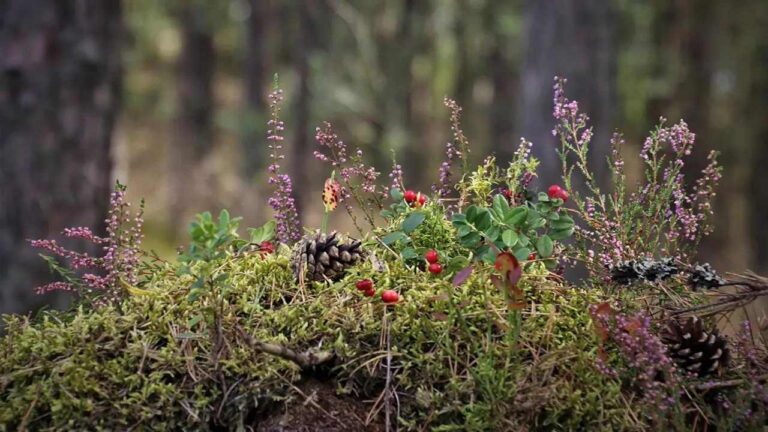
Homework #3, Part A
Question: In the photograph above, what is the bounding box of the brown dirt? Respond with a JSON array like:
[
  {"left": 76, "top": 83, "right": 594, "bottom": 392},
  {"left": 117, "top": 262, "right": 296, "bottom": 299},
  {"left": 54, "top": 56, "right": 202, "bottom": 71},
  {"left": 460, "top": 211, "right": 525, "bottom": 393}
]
[{"left": 255, "top": 379, "right": 384, "bottom": 432}]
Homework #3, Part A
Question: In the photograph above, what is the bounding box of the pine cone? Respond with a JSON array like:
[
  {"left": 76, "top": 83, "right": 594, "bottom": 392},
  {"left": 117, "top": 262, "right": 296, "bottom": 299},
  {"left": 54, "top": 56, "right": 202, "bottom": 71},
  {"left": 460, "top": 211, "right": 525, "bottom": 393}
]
[
  {"left": 661, "top": 316, "right": 728, "bottom": 377},
  {"left": 291, "top": 231, "right": 364, "bottom": 282}
]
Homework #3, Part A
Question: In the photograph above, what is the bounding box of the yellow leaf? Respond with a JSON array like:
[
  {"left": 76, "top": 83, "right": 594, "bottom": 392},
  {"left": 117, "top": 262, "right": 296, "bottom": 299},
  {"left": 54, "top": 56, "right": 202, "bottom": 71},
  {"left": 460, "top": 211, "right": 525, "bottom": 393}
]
[{"left": 322, "top": 178, "right": 341, "bottom": 212}]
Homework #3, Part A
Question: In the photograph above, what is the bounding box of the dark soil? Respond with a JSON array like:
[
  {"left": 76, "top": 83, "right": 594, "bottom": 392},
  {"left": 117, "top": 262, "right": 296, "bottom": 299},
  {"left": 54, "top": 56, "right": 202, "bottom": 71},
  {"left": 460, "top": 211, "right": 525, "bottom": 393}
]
[{"left": 255, "top": 379, "right": 384, "bottom": 432}]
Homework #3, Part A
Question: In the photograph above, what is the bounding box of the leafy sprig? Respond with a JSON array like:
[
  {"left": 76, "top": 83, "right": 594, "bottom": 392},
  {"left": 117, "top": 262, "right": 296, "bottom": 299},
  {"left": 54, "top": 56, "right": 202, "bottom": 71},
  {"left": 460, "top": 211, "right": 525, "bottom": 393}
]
[{"left": 451, "top": 193, "right": 574, "bottom": 266}]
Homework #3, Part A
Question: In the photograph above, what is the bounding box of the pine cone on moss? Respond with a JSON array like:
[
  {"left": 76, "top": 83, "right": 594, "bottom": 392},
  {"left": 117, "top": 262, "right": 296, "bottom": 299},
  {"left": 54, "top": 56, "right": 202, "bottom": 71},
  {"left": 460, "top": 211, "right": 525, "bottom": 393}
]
[
  {"left": 661, "top": 316, "right": 728, "bottom": 377},
  {"left": 291, "top": 231, "right": 364, "bottom": 282}
]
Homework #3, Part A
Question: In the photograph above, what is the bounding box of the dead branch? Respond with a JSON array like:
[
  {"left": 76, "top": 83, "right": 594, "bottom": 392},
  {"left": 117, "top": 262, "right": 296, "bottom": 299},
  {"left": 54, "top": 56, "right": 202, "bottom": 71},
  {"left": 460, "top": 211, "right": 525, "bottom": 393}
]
[
  {"left": 237, "top": 328, "right": 334, "bottom": 369},
  {"left": 692, "top": 373, "right": 768, "bottom": 392},
  {"left": 671, "top": 271, "right": 768, "bottom": 318}
]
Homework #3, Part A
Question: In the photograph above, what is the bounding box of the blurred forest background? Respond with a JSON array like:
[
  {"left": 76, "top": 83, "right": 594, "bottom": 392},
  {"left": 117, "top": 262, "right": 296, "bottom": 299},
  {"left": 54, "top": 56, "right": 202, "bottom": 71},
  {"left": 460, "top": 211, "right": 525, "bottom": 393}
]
[{"left": 1, "top": 0, "right": 767, "bottom": 316}]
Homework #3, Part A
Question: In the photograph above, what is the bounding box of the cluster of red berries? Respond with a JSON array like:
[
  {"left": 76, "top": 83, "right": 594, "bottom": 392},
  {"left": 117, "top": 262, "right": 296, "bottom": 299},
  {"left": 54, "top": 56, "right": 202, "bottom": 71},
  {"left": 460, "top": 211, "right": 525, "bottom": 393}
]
[
  {"left": 546, "top": 184, "right": 569, "bottom": 202},
  {"left": 404, "top": 190, "right": 427, "bottom": 208},
  {"left": 425, "top": 249, "right": 443, "bottom": 274},
  {"left": 355, "top": 279, "right": 399, "bottom": 304}
]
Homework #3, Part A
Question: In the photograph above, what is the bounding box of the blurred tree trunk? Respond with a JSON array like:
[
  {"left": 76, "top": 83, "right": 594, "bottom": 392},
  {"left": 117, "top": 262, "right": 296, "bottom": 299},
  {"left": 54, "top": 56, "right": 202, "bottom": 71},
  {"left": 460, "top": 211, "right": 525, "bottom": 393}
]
[
  {"left": 291, "top": 0, "right": 317, "bottom": 220},
  {"left": 168, "top": 1, "right": 215, "bottom": 230},
  {"left": 0, "top": 0, "right": 122, "bottom": 315},
  {"left": 242, "top": 0, "right": 272, "bottom": 180},
  {"left": 646, "top": 0, "right": 721, "bottom": 265},
  {"left": 389, "top": 0, "right": 423, "bottom": 186},
  {"left": 486, "top": 2, "right": 519, "bottom": 164},
  {"left": 747, "top": 3, "right": 768, "bottom": 273},
  {"left": 517, "top": 0, "right": 617, "bottom": 187}
]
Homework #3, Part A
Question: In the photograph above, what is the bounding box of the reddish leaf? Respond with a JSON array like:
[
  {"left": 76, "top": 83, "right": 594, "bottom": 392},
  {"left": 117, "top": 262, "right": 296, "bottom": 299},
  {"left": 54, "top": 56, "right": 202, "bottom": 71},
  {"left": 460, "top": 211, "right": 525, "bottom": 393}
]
[
  {"left": 431, "top": 312, "right": 449, "bottom": 321},
  {"left": 429, "top": 292, "right": 450, "bottom": 302},
  {"left": 592, "top": 302, "right": 614, "bottom": 318},
  {"left": 590, "top": 302, "right": 615, "bottom": 343},
  {"left": 493, "top": 252, "right": 525, "bottom": 308},
  {"left": 491, "top": 274, "right": 504, "bottom": 291},
  {"left": 622, "top": 317, "right": 643, "bottom": 335},
  {"left": 494, "top": 252, "right": 519, "bottom": 273},
  {"left": 452, "top": 265, "right": 474, "bottom": 286},
  {"left": 507, "top": 265, "right": 522, "bottom": 287},
  {"left": 508, "top": 301, "right": 526, "bottom": 310}
]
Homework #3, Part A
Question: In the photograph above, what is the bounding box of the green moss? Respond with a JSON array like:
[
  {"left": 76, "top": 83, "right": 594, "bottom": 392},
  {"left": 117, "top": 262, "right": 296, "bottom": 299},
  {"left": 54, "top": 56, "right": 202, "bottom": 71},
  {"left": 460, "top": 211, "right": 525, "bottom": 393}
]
[{"left": 0, "top": 240, "right": 644, "bottom": 431}]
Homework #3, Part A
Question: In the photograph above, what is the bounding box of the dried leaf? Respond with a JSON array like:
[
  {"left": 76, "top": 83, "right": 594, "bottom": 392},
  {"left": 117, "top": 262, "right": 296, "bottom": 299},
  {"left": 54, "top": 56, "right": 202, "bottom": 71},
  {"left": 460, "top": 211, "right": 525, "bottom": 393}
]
[
  {"left": 431, "top": 312, "right": 449, "bottom": 321},
  {"left": 322, "top": 178, "right": 342, "bottom": 212}
]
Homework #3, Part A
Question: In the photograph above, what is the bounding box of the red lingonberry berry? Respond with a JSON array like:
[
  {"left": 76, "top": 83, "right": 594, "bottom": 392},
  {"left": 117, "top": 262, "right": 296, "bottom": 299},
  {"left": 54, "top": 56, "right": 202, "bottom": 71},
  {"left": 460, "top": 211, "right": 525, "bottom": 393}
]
[
  {"left": 404, "top": 190, "right": 417, "bottom": 203},
  {"left": 363, "top": 288, "right": 376, "bottom": 297},
  {"left": 259, "top": 241, "right": 275, "bottom": 254},
  {"left": 356, "top": 279, "right": 373, "bottom": 291},
  {"left": 501, "top": 188, "right": 513, "bottom": 199},
  {"left": 528, "top": 252, "right": 537, "bottom": 261},
  {"left": 556, "top": 189, "right": 569, "bottom": 202},
  {"left": 417, "top": 193, "right": 426, "bottom": 206},
  {"left": 547, "top": 184, "right": 563, "bottom": 200},
  {"left": 428, "top": 263, "right": 443, "bottom": 274},
  {"left": 381, "top": 290, "right": 399, "bottom": 304},
  {"left": 425, "top": 249, "right": 439, "bottom": 264}
]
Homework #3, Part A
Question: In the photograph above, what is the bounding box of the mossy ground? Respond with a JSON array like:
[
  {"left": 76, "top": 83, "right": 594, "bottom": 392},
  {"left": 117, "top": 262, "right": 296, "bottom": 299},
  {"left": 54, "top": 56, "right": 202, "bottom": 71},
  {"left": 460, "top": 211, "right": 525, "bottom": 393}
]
[{"left": 0, "top": 209, "right": 643, "bottom": 431}]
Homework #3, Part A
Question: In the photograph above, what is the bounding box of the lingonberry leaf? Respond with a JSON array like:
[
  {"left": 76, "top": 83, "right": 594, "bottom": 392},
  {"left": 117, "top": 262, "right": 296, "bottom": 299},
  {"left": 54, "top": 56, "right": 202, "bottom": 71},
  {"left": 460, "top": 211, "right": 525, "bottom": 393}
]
[
  {"left": 402, "top": 211, "right": 426, "bottom": 233},
  {"left": 536, "top": 235, "right": 554, "bottom": 258},
  {"left": 381, "top": 231, "right": 408, "bottom": 245}
]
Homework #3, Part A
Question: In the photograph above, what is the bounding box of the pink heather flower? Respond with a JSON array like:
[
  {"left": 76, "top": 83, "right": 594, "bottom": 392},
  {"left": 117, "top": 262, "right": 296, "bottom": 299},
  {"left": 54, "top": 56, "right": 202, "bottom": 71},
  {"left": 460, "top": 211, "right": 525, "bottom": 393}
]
[
  {"left": 593, "top": 309, "right": 682, "bottom": 412},
  {"left": 29, "top": 182, "right": 144, "bottom": 304},
  {"left": 389, "top": 162, "right": 404, "bottom": 191},
  {"left": 552, "top": 77, "right": 593, "bottom": 152},
  {"left": 34, "top": 281, "right": 75, "bottom": 295},
  {"left": 436, "top": 98, "right": 470, "bottom": 200},
  {"left": 266, "top": 87, "right": 302, "bottom": 244}
]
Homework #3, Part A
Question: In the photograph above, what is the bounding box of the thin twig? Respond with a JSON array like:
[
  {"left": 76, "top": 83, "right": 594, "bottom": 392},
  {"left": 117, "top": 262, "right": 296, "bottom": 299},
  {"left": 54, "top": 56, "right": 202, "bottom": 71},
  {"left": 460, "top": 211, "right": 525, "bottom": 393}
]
[
  {"left": 384, "top": 310, "right": 392, "bottom": 432},
  {"left": 238, "top": 328, "right": 334, "bottom": 369},
  {"left": 692, "top": 373, "right": 768, "bottom": 391}
]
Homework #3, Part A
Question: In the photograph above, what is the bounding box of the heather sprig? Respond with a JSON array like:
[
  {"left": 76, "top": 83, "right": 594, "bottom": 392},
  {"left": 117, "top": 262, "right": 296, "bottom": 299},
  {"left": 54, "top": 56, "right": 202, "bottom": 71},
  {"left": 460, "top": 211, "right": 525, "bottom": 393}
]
[
  {"left": 266, "top": 85, "right": 302, "bottom": 244},
  {"left": 441, "top": 98, "right": 471, "bottom": 206},
  {"left": 503, "top": 138, "right": 538, "bottom": 197},
  {"left": 388, "top": 152, "right": 404, "bottom": 191},
  {"left": 552, "top": 77, "right": 722, "bottom": 276},
  {"left": 30, "top": 182, "right": 144, "bottom": 304},
  {"left": 592, "top": 307, "right": 683, "bottom": 418},
  {"left": 314, "top": 121, "right": 385, "bottom": 232}
]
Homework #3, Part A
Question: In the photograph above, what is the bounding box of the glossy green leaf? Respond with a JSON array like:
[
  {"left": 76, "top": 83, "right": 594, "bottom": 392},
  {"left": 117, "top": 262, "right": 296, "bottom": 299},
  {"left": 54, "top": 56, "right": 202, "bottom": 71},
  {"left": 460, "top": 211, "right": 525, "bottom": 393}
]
[
  {"left": 536, "top": 235, "right": 554, "bottom": 258},
  {"left": 502, "top": 230, "right": 518, "bottom": 248},
  {"left": 505, "top": 207, "right": 528, "bottom": 226},
  {"left": 402, "top": 212, "right": 426, "bottom": 233},
  {"left": 382, "top": 231, "right": 409, "bottom": 245}
]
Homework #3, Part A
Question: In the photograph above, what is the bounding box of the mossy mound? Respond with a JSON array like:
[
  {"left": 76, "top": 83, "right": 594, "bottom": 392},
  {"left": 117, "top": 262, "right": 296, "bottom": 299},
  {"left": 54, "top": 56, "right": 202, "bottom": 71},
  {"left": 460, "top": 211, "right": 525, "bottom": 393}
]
[{"left": 0, "top": 242, "right": 644, "bottom": 431}]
